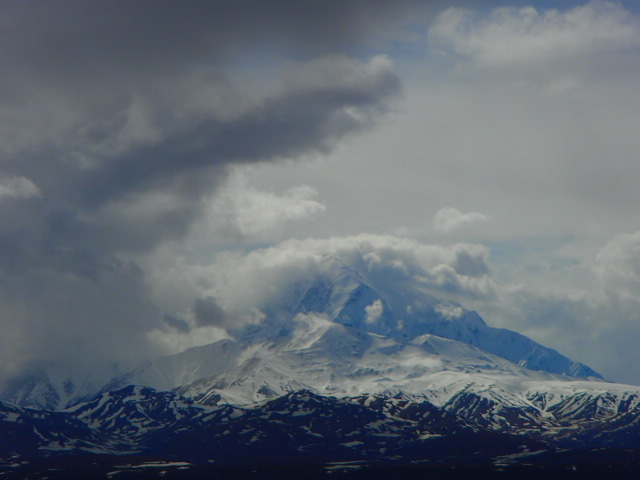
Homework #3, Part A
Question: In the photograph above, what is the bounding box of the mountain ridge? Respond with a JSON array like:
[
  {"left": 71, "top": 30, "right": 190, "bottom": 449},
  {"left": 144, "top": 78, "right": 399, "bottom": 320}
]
[{"left": 4, "top": 382, "right": 640, "bottom": 474}]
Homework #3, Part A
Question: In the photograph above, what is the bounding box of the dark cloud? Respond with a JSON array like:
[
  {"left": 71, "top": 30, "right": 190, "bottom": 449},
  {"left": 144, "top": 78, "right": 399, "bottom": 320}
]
[
  {"left": 192, "top": 296, "right": 231, "bottom": 328},
  {"left": 1, "top": 1, "right": 416, "bottom": 79},
  {"left": 453, "top": 250, "right": 490, "bottom": 277},
  {"left": 0, "top": 1, "right": 415, "bottom": 382}
]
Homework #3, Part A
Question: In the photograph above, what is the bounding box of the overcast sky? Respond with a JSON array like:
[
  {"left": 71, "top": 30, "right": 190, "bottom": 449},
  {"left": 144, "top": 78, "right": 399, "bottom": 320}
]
[{"left": 2, "top": 1, "right": 640, "bottom": 387}]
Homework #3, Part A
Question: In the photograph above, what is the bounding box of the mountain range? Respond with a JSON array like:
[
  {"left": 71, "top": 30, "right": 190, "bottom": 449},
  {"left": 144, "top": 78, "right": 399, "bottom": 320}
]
[{"left": 2, "top": 256, "right": 640, "bottom": 477}]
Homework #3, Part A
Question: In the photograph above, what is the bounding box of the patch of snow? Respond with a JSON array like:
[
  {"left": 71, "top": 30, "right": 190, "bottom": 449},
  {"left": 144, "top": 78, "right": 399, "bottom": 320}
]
[{"left": 341, "top": 441, "right": 364, "bottom": 447}]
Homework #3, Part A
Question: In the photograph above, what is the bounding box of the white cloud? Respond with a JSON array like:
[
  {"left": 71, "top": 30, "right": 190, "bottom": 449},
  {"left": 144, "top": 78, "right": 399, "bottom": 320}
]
[
  {"left": 429, "top": 1, "right": 640, "bottom": 68},
  {"left": 0, "top": 175, "right": 41, "bottom": 199},
  {"left": 180, "top": 234, "right": 494, "bottom": 319},
  {"left": 434, "top": 302, "right": 463, "bottom": 321},
  {"left": 231, "top": 184, "right": 325, "bottom": 236},
  {"left": 196, "top": 171, "right": 326, "bottom": 242},
  {"left": 146, "top": 325, "right": 231, "bottom": 356},
  {"left": 594, "top": 231, "right": 640, "bottom": 298},
  {"left": 433, "top": 207, "right": 487, "bottom": 234},
  {"left": 365, "top": 299, "right": 384, "bottom": 324}
]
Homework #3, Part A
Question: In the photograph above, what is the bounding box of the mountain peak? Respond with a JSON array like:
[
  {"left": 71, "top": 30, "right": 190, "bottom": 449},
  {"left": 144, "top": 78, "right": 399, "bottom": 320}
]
[{"left": 273, "top": 258, "right": 602, "bottom": 380}]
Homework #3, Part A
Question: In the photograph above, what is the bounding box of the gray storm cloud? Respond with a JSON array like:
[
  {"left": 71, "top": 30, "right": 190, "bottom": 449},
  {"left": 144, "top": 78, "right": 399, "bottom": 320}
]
[
  {"left": 192, "top": 296, "right": 233, "bottom": 329},
  {"left": 0, "top": 1, "right": 417, "bottom": 382}
]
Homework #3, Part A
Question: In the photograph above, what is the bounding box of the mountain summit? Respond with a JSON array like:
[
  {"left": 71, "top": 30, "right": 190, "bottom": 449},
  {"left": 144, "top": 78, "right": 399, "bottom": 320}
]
[{"left": 282, "top": 256, "right": 601, "bottom": 378}]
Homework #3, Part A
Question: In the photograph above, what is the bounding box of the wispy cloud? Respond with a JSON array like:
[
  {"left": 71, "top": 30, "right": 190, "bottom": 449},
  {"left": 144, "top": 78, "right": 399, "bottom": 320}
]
[
  {"left": 433, "top": 207, "right": 488, "bottom": 234},
  {"left": 0, "top": 175, "right": 40, "bottom": 199}
]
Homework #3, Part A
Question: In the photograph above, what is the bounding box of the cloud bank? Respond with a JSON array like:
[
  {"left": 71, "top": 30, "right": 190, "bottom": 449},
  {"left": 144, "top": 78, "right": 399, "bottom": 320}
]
[{"left": 179, "top": 234, "right": 495, "bottom": 317}]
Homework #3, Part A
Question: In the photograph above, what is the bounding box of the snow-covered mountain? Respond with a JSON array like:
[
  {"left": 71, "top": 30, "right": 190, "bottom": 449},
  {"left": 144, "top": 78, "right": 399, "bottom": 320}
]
[
  {"left": 4, "top": 255, "right": 640, "bottom": 474},
  {"left": 108, "top": 320, "right": 605, "bottom": 409},
  {"left": 0, "top": 256, "right": 602, "bottom": 413},
  {"left": 98, "top": 256, "right": 601, "bottom": 407},
  {"left": 281, "top": 256, "right": 600, "bottom": 378}
]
